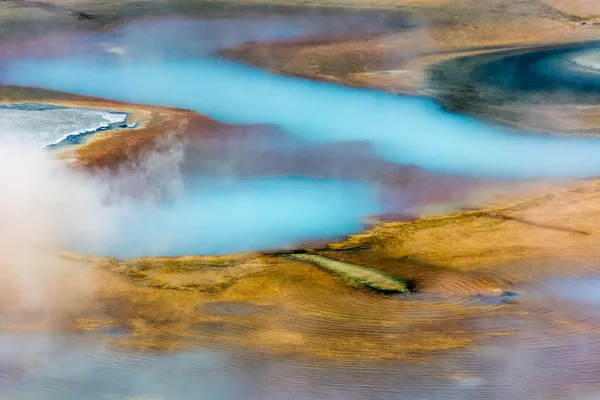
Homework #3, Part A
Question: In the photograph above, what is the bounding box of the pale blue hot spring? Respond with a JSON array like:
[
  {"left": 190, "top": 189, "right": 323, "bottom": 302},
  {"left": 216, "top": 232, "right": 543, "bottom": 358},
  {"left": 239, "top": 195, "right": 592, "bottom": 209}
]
[{"left": 3, "top": 19, "right": 600, "bottom": 257}]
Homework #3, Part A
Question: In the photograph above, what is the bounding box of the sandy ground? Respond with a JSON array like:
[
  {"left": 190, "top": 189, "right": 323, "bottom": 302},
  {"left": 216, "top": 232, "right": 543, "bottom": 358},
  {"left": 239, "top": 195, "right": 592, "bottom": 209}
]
[
  {"left": 542, "top": 0, "right": 600, "bottom": 17},
  {"left": 20, "top": 0, "right": 452, "bottom": 9},
  {"left": 226, "top": 13, "right": 599, "bottom": 95}
]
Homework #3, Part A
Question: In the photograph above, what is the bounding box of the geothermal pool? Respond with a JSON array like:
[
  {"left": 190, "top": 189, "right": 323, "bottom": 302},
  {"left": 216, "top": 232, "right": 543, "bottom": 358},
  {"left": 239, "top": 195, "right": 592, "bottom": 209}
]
[
  {"left": 6, "top": 27, "right": 600, "bottom": 179},
  {"left": 470, "top": 41, "right": 600, "bottom": 97},
  {"left": 5, "top": 12, "right": 600, "bottom": 400},
  {"left": 3, "top": 19, "right": 600, "bottom": 257}
]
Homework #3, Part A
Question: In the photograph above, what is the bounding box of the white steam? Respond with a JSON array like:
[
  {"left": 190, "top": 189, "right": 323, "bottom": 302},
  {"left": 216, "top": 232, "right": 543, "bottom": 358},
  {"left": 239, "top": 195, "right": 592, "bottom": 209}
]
[{"left": 0, "top": 129, "right": 185, "bottom": 324}]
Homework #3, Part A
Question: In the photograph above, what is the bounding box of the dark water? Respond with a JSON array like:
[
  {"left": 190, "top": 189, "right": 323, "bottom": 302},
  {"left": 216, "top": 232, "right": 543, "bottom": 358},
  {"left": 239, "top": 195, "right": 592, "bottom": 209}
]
[
  {"left": 430, "top": 41, "right": 600, "bottom": 112},
  {"left": 473, "top": 42, "right": 600, "bottom": 98}
]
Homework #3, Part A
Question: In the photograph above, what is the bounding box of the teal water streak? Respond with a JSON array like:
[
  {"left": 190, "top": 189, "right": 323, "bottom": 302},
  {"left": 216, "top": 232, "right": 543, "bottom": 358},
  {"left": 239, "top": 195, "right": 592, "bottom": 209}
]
[
  {"left": 5, "top": 54, "right": 600, "bottom": 179},
  {"left": 70, "top": 178, "right": 377, "bottom": 258}
]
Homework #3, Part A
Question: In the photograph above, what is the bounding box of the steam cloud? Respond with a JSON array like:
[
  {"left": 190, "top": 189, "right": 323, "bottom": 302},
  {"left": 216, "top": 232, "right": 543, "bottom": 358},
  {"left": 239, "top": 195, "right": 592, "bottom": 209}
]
[{"left": 0, "top": 128, "right": 185, "bottom": 326}]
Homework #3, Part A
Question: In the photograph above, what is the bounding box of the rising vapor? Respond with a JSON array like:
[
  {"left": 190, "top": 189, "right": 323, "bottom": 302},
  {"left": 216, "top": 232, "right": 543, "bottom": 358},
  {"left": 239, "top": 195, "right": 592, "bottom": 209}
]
[{"left": 0, "top": 129, "right": 186, "bottom": 326}]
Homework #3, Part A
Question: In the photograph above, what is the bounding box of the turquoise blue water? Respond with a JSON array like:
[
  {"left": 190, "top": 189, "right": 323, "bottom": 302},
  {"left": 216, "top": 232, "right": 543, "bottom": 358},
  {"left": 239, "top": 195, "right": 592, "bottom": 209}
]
[
  {"left": 5, "top": 22, "right": 600, "bottom": 257},
  {"left": 71, "top": 178, "right": 377, "bottom": 258},
  {"left": 6, "top": 54, "right": 600, "bottom": 179}
]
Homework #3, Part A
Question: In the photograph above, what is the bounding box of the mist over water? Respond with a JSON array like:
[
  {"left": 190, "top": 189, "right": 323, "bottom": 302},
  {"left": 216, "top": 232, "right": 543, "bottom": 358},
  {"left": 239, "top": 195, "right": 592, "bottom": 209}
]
[
  {"left": 4, "top": 21, "right": 600, "bottom": 179},
  {"left": 2, "top": 18, "right": 600, "bottom": 259},
  {"left": 0, "top": 134, "right": 377, "bottom": 258},
  {"left": 105, "top": 14, "right": 395, "bottom": 57},
  {"left": 76, "top": 177, "right": 377, "bottom": 258},
  {"left": 0, "top": 333, "right": 245, "bottom": 400},
  {"left": 4, "top": 14, "right": 600, "bottom": 400}
]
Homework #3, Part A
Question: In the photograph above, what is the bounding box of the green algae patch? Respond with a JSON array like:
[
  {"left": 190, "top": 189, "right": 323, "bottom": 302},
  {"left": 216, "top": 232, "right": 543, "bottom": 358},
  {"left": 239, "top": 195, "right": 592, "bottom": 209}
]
[{"left": 287, "top": 253, "right": 409, "bottom": 293}]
